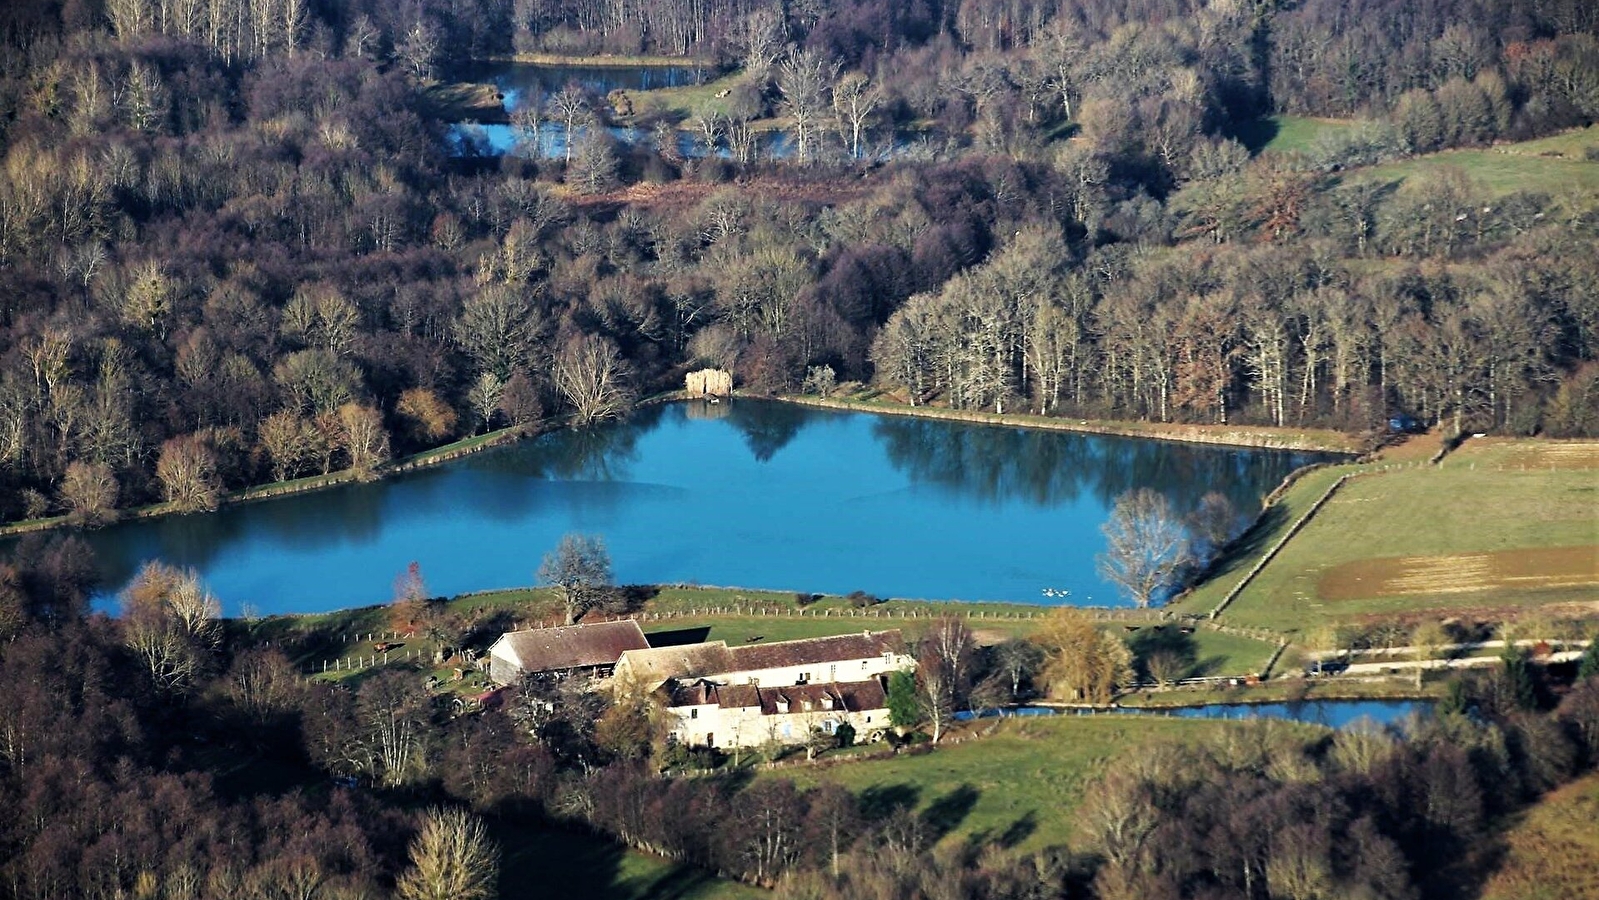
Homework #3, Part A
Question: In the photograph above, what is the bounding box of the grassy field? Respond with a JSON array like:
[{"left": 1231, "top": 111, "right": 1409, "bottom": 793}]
[
  {"left": 621, "top": 72, "right": 753, "bottom": 123},
  {"left": 1479, "top": 772, "right": 1599, "bottom": 900},
  {"left": 1351, "top": 125, "right": 1599, "bottom": 197},
  {"left": 775, "top": 715, "right": 1322, "bottom": 853},
  {"left": 1250, "top": 115, "right": 1360, "bottom": 154},
  {"left": 495, "top": 822, "right": 760, "bottom": 900},
  {"left": 1173, "top": 439, "right": 1599, "bottom": 637},
  {"left": 793, "top": 392, "right": 1361, "bottom": 453}
]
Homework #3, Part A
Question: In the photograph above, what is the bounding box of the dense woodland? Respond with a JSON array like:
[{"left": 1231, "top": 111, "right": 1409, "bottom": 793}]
[
  {"left": 0, "top": 0, "right": 1597, "bottom": 522},
  {"left": 1, "top": 559, "right": 1598, "bottom": 900}
]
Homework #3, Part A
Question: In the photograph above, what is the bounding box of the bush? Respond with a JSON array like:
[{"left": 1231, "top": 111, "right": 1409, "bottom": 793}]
[
  {"left": 847, "top": 590, "right": 881, "bottom": 608},
  {"left": 835, "top": 722, "right": 856, "bottom": 748}
]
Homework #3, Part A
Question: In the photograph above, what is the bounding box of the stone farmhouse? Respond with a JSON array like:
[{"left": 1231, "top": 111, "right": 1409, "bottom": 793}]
[
  {"left": 486, "top": 619, "right": 649, "bottom": 685},
  {"left": 665, "top": 676, "right": 894, "bottom": 749},
  {"left": 615, "top": 630, "right": 916, "bottom": 750},
  {"left": 615, "top": 629, "right": 914, "bottom": 691}
]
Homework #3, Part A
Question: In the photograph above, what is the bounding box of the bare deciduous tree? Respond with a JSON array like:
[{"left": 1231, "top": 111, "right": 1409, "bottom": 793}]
[
  {"left": 337, "top": 403, "right": 390, "bottom": 480},
  {"left": 549, "top": 86, "right": 589, "bottom": 165},
  {"left": 777, "top": 49, "right": 839, "bottom": 165},
  {"left": 735, "top": 6, "right": 786, "bottom": 74},
  {"left": 454, "top": 285, "right": 545, "bottom": 382},
  {"left": 59, "top": 460, "right": 118, "bottom": 526},
  {"left": 832, "top": 72, "right": 881, "bottom": 160},
  {"left": 1097, "top": 488, "right": 1193, "bottom": 608},
  {"left": 553, "top": 333, "right": 633, "bottom": 424},
  {"left": 156, "top": 434, "right": 221, "bottom": 512},
  {"left": 917, "top": 615, "right": 975, "bottom": 743},
  {"left": 538, "top": 532, "right": 613, "bottom": 624},
  {"left": 121, "top": 562, "right": 222, "bottom": 697},
  {"left": 1035, "top": 608, "right": 1133, "bottom": 705},
  {"left": 396, "top": 807, "right": 499, "bottom": 900}
]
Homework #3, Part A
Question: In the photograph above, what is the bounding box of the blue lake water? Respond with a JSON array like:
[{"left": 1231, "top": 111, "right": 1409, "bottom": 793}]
[
  {"left": 443, "top": 61, "right": 922, "bottom": 161},
  {"left": 76, "top": 401, "right": 1333, "bottom": 615},
  {"left": 960, "top": 700, "right": 1430, "bottom": 729}
]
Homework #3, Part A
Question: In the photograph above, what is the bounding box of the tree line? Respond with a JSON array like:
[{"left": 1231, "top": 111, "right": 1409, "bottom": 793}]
[
  {"left": 5, "top": 547, "right": 1598, "bottom": 899},
  {"left": 2, "top": 0, "right": 1597, "bottom": 528}
]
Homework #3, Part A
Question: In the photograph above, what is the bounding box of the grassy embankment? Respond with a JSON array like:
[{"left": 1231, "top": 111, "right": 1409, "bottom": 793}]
[
  {"left": 782, "top": 390, "right": 1362, "bottom": 453},
  {"left": 1241, "top": 114, "right": 1360, "bottom": 154},
  {"left": 1479, "top": 770, "right": 1599, "bottom": 900},
  {"left": 1353, "top": 124, "right": 1599, "bottom": 196},
  {"left": 1169, "top": 437, "right": 1599, "bottom": 639},
  {"left": 775, "top": 715, "right": 1325, "bottom": 854},
  {"left": 1246, "top": 117, "right": 1599, "bottom": 199},
  {"left": 254, "top": 583, "right": 1282, "bottom": 691}
]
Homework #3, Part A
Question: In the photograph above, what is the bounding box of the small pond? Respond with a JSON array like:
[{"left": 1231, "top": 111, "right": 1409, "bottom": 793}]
[{"left": 959, "top": 699, "right": 1431, "bottom": 729}]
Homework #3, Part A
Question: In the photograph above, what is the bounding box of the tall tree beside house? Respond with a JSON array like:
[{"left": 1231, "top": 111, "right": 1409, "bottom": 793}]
[
  {"left": 538, "top": 532, "right": 613, "bottom": 625},
  {"left": 886, "top": 669, "right": 920, "bottom": 733},
  {"left": 917, "top": 615, "right": 976, "bottom": 744},
  {"left": 1097, "top": 488, "right": 1194, "bottom": 608}
]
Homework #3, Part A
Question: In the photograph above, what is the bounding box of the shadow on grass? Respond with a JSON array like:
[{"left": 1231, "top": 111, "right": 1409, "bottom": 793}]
[
  {"left": 493, "top": 820, "right": 744, "bottom": 900},
  {"left": 920, "top": 783, "right": 980, "bottom": 841},
  {"left": 997, "top": 811, "right": 1037, "bottom": 849},
  {"left": 859, "top": 783, "right": 921, "bottom": 822},
  {"left": 1193, "top": 503, "right": 1289, "bottom": 589},
  {"left": 647, "top": 627, "right": 714, "bottom": 647},
  {"left": 1127, "top": 626, "right": 1199, "bottom": 680},
  {"left": 1232, "top": 118, "right": 1281, "bottom": 154},
  {"left": 495, "top": 822, "right": 630, "bottom": 900}
]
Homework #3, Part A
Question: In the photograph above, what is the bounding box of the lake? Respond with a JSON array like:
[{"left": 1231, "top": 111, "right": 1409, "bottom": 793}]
[
  {"left": 451, "top": 60, "right": 713, "bottom": 107},
  {"left": 442, "top": 60, "right": 925, "bottom": 161},
  {"left": 77, "top": 401, "right": 1333, "bottom": 615}
]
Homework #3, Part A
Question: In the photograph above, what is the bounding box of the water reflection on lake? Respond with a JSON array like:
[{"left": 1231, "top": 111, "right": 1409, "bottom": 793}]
[
  {"left": 452, "top": 61, "right": 713, "bottom": 103},
  {"left": 74, "top": 401, "right": 1334, "bottom": 615}
]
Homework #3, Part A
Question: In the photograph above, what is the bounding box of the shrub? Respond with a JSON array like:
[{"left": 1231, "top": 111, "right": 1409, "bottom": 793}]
[{"left": 835, "top": 722, "right": 856, "bottom": 748}]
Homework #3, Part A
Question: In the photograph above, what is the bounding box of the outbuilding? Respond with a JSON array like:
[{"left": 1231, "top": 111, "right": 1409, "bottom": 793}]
[{"left": 487, "top": 619, "right": 649, "bottom": 685}]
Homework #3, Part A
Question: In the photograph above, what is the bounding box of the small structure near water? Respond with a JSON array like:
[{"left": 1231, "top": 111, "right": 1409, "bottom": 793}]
[{"left": 685, "top": 368, "right": 732, "bottom": 398}]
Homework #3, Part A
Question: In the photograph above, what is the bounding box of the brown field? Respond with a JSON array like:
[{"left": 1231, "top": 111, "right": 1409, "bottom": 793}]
[
  {"left": 1480, "top": 772, "right": 1599, "bottom": 900},
  {"left": 1479, "top": 439, "right": 1599, "bottom": 470},
  {"left": 1318, "top": 546, "right": 1599, "bottom": 601},
  {"left": 563, "top": 176, "right": 877, "bottom": 214}
]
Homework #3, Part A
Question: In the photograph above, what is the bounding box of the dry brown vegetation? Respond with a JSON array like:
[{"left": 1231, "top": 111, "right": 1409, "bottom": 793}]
[
  {"left": 1318, "top": 546, "right": 1599, "bottom": 601},
  {"left": 1481, "top": 772, "right": 1599, "bottom": 900}
]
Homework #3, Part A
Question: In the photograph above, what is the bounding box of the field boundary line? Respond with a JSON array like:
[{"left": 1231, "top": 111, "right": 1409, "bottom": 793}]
[{"left": 1210, "top": 472, "right": 1356, "bottom": 620}]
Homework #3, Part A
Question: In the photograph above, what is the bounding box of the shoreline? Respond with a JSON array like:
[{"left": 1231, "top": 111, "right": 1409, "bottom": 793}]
[
  {"left": 476, "top": 52, "right": 717, "bottom": 68},
  {"left": 0, "top": 391, "right": 693, "bottom": 540},
  {"left": 0, "top": 391, "right": 1357, "bottom": 540},
  {"left": 772, "top": 393, "right": 1363, "bottom": 454}
]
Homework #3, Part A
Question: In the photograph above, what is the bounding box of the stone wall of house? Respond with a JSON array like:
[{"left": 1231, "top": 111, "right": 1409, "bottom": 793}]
[
  {"left": 715, "top": 653, "right": 915, "bottom": 689},
  {"left": 667, "top": 703, "right": 890, "bottom": 749}
]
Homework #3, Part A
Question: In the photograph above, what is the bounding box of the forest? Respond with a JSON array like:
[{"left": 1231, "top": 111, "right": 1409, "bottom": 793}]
[
  {"left": 0, "top": 0, "right": 1597, "bottom": 523},
  {"left": 1, "top": 559, "right": 1598, "bottom": 900}
]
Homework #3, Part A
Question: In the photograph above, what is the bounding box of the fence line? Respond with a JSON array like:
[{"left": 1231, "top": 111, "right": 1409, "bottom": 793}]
[{"left": 1209, "top": 473, "right": 1354, "bottom": 620}]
